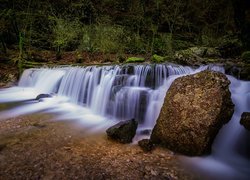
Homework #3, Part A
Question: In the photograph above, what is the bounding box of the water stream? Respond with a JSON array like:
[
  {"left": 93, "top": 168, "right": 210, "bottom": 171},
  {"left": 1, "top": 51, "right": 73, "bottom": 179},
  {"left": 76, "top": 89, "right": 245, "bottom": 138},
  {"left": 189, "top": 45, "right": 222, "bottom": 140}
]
[{"left": 0, "top": 63, "right": 249, "bottom": 178}]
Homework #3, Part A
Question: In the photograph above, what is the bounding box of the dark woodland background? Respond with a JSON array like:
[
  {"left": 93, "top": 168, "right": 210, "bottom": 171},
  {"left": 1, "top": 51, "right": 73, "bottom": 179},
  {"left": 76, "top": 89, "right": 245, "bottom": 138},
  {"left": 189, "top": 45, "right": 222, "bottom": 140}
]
[{"left": 1, "top": 0, "right": 250, "bottom": 60}]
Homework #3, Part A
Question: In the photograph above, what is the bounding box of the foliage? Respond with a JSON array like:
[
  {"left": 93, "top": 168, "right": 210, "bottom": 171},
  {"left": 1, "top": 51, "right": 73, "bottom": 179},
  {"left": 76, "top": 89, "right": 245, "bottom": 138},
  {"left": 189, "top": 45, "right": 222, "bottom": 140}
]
[
  {"left": 78, "top": 25, "right": 126, "bottom": 54},
  {"left": 51, "top": 18, "right": 81, "bottom": 51},
  {"left": 151, "top": 54, "right": 165, "bottom": 63},
  {"left": 125, "top": 57, "right": 145, "bottom": 63},
  {"left": 241, "top": 51, "right": 250, "bottom": 62},
  {"left": 0, "top": 0, "right": 249, "bottom": 59}
]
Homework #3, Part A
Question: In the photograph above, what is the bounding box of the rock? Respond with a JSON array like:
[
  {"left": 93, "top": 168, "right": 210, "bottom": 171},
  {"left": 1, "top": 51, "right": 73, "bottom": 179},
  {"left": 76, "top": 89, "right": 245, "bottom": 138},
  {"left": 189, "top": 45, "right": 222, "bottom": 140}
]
[
  {"left": 206, "top": 47, "right": 221, "bottom": 58},
  {"left": 174, "top": 48, "right": 204, "bottom": 66},
  {"left": 35, "top": 94, "right": 52, "bottom": 101},
  {"left": 189, "top": 47, "right": 207, "bottom": 57},
  {"left": 106, "top": 119, "right": 138, "bottom": 143},
  {"left": 151, "top": 70, "right": 234, "bottom": 156},
  {"left": 240, "top": 112, "right": 250, "bottom": 131},
  {"left": 138, "top": 139, "right": 155, "bottom": 152},
  {"left": 138, "top": 129, "right": 151, "bottom": 136}
]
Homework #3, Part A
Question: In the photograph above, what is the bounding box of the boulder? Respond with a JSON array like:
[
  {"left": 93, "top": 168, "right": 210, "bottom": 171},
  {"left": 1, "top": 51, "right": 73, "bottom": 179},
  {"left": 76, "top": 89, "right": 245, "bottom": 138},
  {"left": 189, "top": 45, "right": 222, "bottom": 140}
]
[
  {"left": 151, "top": 70, "right": 234, "bottom": 156},
  {"left": 240, "top": 112, "right": 250, "bottom": 131},
  {"left": 106, "top": 119, "right": 138, "bottom": 143},
  {"left": 138, "top": 139, "right": 155, "bottom": 152}
]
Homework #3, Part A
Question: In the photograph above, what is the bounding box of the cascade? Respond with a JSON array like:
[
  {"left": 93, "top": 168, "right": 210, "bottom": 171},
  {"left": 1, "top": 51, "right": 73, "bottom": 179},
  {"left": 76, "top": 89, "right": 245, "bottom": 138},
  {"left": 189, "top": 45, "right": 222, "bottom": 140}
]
[{"left": 0, "top": 63, "right": 248, "bottom": 178}]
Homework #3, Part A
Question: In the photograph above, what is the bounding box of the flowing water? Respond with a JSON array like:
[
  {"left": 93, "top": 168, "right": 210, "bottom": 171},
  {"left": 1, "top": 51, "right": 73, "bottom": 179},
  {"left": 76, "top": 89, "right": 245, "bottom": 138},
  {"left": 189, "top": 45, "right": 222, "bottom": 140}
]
[{"left": 0, "top": 63, "right": 249, "bottom": 178}]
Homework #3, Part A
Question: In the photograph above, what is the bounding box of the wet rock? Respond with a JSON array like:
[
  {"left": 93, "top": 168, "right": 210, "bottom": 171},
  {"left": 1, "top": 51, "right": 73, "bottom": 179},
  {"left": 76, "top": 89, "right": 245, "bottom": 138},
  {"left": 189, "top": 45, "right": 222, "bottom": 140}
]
[
  {"left": 240, "top": 112, "right": 250, "bottom": 131},
  {"left": 35, "top": 94, "right": 52, "bottom": 101},
  {"left": 239, "top": 65, "right": 250, "bottom": 81},
  {"left": 138, "top": 129, "right": 151, "bottom": 136},
  {"left": 113, "top": 75, "right": 129, "bottom": 86},
  {"left": 106, "top": 119, "right": 138, "bottom": 143},
  {"left": 151, "top": 70, "right": 234, "bottom": 156},
  {"left": 138, "top": 139, "right": 155, "bottom": 152}
]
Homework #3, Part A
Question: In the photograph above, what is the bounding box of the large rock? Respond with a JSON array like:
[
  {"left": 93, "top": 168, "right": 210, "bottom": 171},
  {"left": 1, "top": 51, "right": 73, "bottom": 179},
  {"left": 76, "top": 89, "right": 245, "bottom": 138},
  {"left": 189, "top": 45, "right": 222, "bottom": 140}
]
[
  {"left": 240, "top": 112, "right": 250, "bottom": 131},
  {"left": 151, "top": 70, "right": 234, "bottom": 156},
  {"left": 106, "top": 119, "right": 138, "bottom": 143}
]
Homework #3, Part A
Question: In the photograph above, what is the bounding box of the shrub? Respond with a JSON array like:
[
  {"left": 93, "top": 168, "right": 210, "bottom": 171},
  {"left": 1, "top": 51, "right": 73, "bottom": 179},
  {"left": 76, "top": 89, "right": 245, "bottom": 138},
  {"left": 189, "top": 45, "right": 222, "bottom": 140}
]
[
  {"left": 51, "top": 18, "right": 81, "bottom": 57},
  {"left": 241, "top": 51, "right": 250, "bottom": 62}
]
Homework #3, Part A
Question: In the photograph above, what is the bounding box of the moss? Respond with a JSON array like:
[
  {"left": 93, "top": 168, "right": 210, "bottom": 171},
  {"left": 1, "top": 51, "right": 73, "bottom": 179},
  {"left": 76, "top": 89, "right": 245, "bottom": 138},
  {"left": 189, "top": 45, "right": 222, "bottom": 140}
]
[
  {"left": 175, "top": 49, "right": 194, "bottom": 59},
  {"left": 241, "top": 51, "right": 250, "bottom": 62},
  {"left": 125, "top": 57, "right": 145, "bottom": 63},
  {"left": 206, "top": 58, "right": 219, "bottom": 63},
  {"left": 151, "top": 54, "right": 165, "bottom": 63}
]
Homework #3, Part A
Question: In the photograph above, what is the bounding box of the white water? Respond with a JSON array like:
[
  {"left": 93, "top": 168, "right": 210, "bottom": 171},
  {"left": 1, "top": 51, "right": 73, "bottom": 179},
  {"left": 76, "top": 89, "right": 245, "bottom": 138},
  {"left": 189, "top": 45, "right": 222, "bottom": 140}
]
[
  {"left": 0, "top": 63, "right": 248, "bottom": 178},
  {"left": 184, "top": 76, "right": 250, "bottom": 179}
]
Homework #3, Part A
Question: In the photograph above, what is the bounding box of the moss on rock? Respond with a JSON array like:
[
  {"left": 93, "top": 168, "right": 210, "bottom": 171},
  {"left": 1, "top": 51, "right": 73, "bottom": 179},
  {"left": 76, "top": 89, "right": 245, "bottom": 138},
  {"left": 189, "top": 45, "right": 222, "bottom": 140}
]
[
  {"left": 125, "top": 57, "right": 145, "bottom": 63},
  {"left": 151, "top": 54, "right": 165, "bottom": 63}
]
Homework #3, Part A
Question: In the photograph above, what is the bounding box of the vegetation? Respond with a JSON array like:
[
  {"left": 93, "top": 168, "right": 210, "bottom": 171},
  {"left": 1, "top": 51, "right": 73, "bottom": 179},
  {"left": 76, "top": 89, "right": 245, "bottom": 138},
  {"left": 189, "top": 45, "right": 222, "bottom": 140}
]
[
  {"left": 0, "top": 0, "right": 250, "bottom": 63},
  {"left": 241, "top": 51, "right": 250, "bottom": 62},
  {"left": 151, "top": 54, "right": 165, "bottom": 63},
  {"left": 126, "top": 57, "right": 145, "bottom": 63}
]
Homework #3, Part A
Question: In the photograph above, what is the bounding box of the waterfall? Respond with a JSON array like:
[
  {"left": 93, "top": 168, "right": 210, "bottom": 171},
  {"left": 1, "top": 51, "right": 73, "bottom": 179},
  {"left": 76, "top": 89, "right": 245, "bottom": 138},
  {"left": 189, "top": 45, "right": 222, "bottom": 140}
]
[
  {"left": 0, "top": 63, "right": 248, "bottom": 178},
  {"left": 0, "top": 64, "right": 224, "bottom": 126}
]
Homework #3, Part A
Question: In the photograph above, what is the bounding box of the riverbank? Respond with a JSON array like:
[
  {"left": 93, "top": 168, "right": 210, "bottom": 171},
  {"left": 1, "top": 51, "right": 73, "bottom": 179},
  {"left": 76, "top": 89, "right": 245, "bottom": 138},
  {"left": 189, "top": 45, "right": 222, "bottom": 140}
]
[{"left": 0, "top": 113, "right": 197, "bottom": 179}]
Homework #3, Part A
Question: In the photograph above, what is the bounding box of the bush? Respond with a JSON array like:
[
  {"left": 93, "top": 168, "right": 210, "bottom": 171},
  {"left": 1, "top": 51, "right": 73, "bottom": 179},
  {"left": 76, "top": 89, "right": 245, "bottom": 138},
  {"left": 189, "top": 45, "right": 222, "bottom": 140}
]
[
  {"left": 51, "top": 18, "right": 81, "bottom": 52},
  {"left": 78, "top": 25, "right": 126, "bottom": 54},
  {"left": 241, "top": 51, "right": 250, "bottom": 62},
  {"left": 125, "top": 57, "right": 145, "bottom": 63}
]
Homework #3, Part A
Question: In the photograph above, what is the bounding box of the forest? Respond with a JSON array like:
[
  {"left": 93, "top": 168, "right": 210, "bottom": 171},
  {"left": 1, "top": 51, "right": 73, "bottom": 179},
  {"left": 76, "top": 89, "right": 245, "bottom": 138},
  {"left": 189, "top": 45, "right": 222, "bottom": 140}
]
[{"left": 1, "top": 0, "right": 250, "bottom": 65}]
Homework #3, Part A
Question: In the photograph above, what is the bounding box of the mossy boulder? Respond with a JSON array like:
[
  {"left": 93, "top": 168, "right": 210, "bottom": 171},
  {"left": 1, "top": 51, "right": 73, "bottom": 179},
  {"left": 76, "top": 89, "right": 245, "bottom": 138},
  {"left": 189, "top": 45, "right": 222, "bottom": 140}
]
[
  {"left": 151, "top": 54, "right": 165, "bottom": 63},
  {"left": 241, "top": 51, "right": 250, "bottom": 63},
  {"left": 125, "top": 57, "right": 145, "bottom": 63},
  {"left": 240, "top": 112, "right": 250, "bottom": 131},
  {"left": 174, "top": 47, "right": 221, "bottom": 65},
  {"left": 106, "top": 119, "right": 138, "bottom": 143},
  {"left": 150, "top": 70, "right": 234, "bottom": 156},
  {"left": 174, "top": 48, "right": 204, "bottom": 65}
]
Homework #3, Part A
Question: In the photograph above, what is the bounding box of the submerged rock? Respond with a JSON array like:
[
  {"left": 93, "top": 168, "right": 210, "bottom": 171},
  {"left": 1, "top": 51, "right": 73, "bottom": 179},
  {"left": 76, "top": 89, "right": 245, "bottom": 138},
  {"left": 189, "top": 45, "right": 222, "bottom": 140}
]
[
  {"left": 106, "top": 119, "right": 138, "bottom": 143},
  {"left": 35, "top": 94, "right": 52, "bottom": 101},
  {"left": 240, "top": 112, "right": 250, "bottom": 131},
  {"left": 151, "top": 70, "right": 234, "bottom": 156}
]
